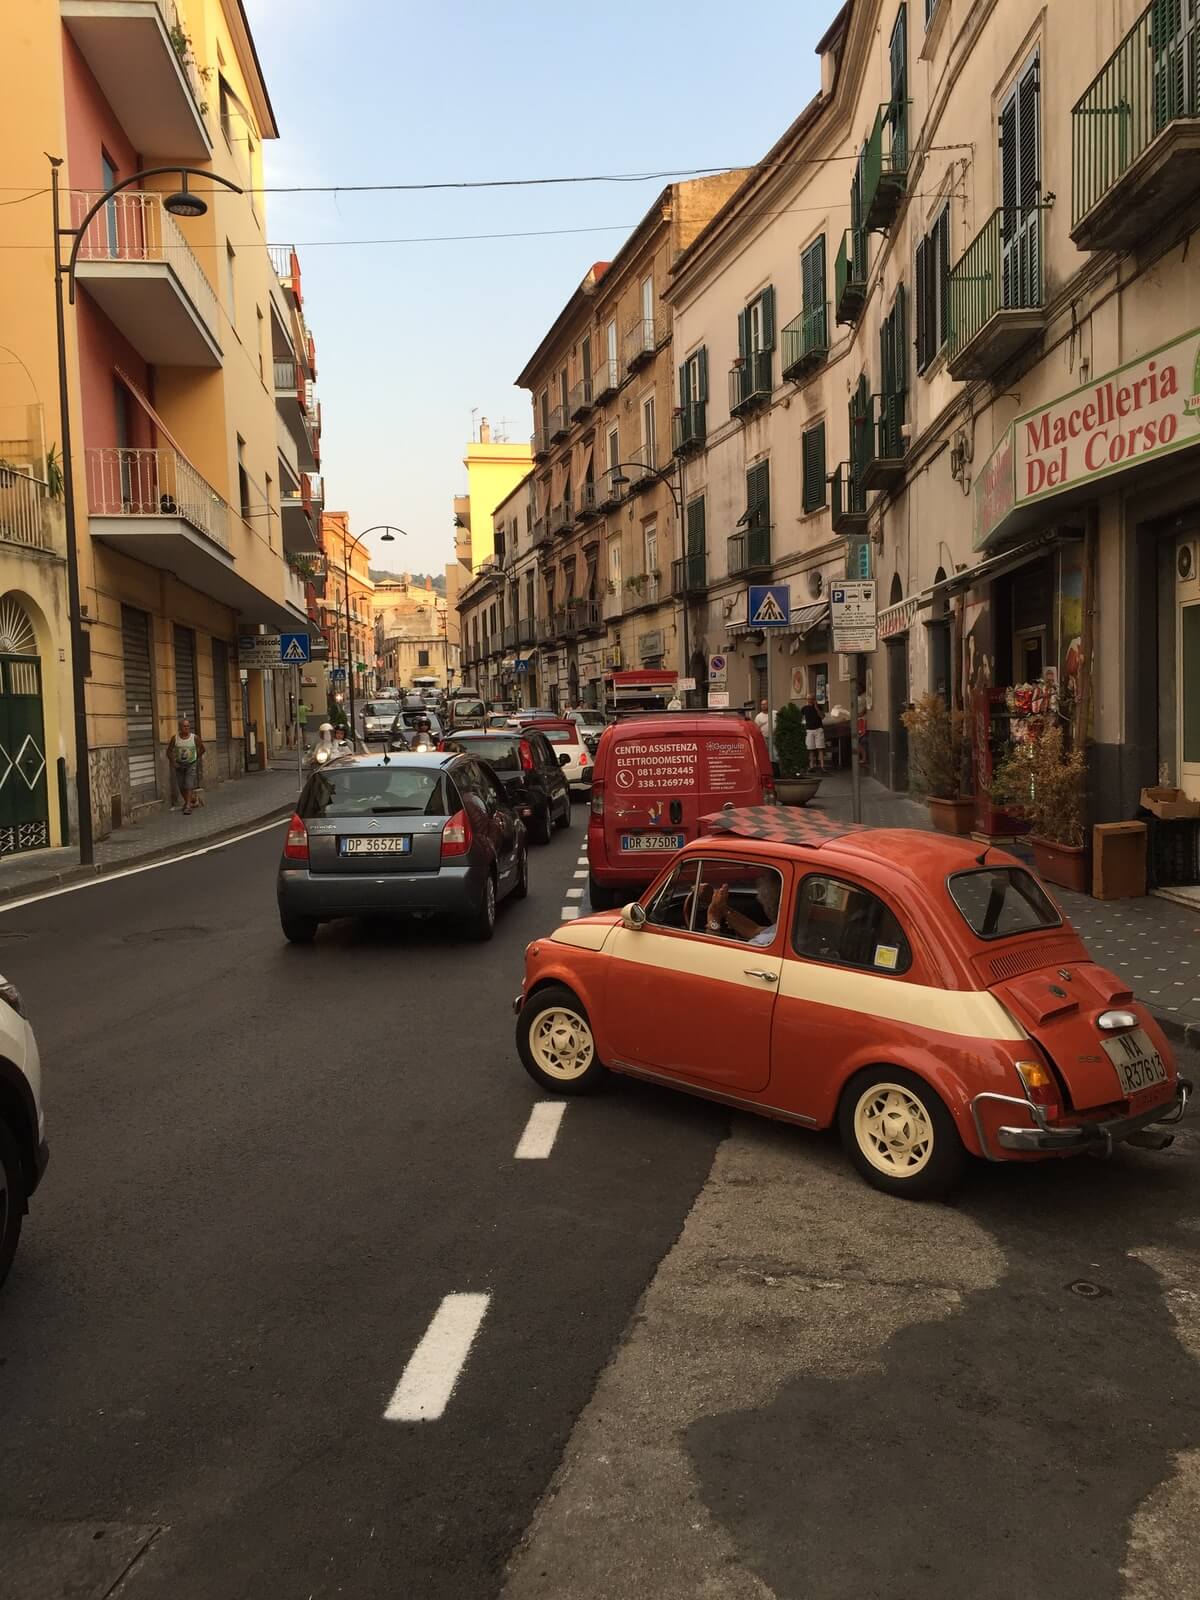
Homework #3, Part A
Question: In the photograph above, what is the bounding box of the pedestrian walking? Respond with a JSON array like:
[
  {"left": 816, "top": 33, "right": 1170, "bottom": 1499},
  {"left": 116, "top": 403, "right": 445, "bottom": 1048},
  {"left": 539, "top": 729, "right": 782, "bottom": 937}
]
[
  {"left": 801, "top": 693, "right": 827, "bottom": 772},
  {"left": 297, "top": 696, "right": 311, "bottom": 750},
  {"left": 754, "top": 698, "right": 776, "bottom": 768},
  {"left": 167, "top": 716, "right": 205, "bottom": 815}
]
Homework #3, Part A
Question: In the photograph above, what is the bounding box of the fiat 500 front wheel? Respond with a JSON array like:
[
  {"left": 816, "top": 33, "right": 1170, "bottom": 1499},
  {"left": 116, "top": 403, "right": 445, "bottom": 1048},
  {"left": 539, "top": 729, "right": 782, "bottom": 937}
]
[
  {"left": 517, "top": 984, "right": 606, "bottom": 1095},
  {"left": 838, "top": 1067, "right": 966, "bottom": 1200}
]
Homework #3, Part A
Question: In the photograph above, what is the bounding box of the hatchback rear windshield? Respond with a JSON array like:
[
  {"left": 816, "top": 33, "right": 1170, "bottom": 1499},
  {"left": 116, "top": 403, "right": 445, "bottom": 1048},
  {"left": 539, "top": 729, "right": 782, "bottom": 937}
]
[
  {"left": 947, "top": 868, "right": 1062, "bottom": 939},
  {"left": 540, "top": 727, "right": 578, "bottom": 744},
  {"left": 443, "top": 735, "right": 519, "bottom": 770},
  {"left": 300, "top": 767, "right": 455, "bottom": 818}
]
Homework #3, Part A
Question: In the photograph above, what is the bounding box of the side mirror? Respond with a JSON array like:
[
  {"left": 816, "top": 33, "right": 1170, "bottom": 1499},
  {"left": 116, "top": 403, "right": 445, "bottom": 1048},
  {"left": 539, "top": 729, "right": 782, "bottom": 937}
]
[
  {"left": 621, "top": 902, "right": 647, "bottom": 930},
  {"left": 559, "top": 752, "right": 571, "bottom": 767}
]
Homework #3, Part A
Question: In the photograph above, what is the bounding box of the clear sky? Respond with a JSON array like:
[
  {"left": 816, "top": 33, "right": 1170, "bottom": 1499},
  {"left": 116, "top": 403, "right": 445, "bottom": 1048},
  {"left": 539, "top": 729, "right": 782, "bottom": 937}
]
[{"left": 244, "top": 0, "right": 824, "bottom": 576}]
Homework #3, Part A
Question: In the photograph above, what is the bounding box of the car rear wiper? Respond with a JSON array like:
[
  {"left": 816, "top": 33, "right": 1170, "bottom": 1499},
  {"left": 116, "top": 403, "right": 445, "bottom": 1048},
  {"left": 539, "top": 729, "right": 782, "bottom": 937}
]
[{"left": 368, "top": 805, "right": 419, "bottom": 814}]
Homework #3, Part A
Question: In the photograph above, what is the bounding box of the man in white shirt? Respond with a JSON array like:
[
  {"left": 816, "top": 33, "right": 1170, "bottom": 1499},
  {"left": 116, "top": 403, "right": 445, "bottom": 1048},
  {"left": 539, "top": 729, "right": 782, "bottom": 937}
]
[
  {"left": 754, "top": 699, "right": 775, "bottom": 767},
  {"left": 706, "top": 874, "right": 781, "bottom": 946}
]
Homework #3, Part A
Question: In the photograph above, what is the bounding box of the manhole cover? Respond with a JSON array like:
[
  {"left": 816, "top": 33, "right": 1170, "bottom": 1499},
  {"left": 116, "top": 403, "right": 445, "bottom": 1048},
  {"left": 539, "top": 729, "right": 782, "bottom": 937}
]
[
  {"left": 1067, "top": 1279, "right": 1110, "bottom": 1299},
  {"left": 122, "top": 926, "right": 208, "bottom": 946}
]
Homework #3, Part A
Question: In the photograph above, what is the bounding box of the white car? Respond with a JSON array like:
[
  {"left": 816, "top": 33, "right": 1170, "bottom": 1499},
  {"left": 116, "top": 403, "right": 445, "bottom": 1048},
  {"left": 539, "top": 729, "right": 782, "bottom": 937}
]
[
  {"left": 0, "top": 973, "right": 47, "bottom": 1289},
  {"left": 523, "top": 719, "right": 592, "bottom": 792}
]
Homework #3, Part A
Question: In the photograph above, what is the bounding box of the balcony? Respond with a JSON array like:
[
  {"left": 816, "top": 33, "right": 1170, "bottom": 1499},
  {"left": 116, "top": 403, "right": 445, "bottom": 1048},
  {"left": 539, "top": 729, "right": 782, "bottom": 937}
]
[
  {"left": 861, "top": 393, "right": 907, "bottom": 492},
  {"left": 727, "top": 526, "right": 771, "bottom": 576},
  {"left": 569, "top": 377, "right": 594, "bottom": 420},
  {"left": 269, "top": 244, "right": 302, "bottom": 303},
  {"left": 549, "top": 499, "right": 575, "bottom": 535},
  {"left": 531, "top": 516, "right": 551, "bottom": 550},
  {"left": 532, "top": 428, "right": 550, "bottom": 462},
  {"left": 274, "top": 360, "right": 319, "bottom": 471},
  {"left": 280, "top": 485, "right": 319, "bottom": 554},
  {"left": 625, "top": 444, "right": 659, "bottom": 491},
  {"left": 729, "top": 351, "right": 773, "bottom": 418},
  {"left": 60, "top": 0, "right": 210, "bottom": 159},
  {"left": 781, "top": 304, "right": 830, "bottom": 382},
  {"left": 549, "top": 403, "right": 571, "bottom": 443},
  {"left": 672, "top": 400, "right": 706, "bottom": 457},
  {"left": 861, "top": 101, "right": 909, "bottom": 232},
  {"left": 597, "top": 467, "right": 626, "bottom": 511},
  {"left": 576, "top": 480, "right": 598, "bottom": 521},
  {"left": 592, "top": 356, "right": 620, "bottom": 402},
  {"left": 72, "top": 191, "right": 220, "bottom": 367},
  {"left": 539, "top": 610, "right": 566, "bottom": 643},
  {"left": 624, "top": 571, "right": 662, "bottom": 611},
  {"left": 565, "top": 599, "right": 603, "bottom": 636},
  {"left": 623, "top": 315, "right": 663, "bottom": 373},
  {"left": 835, "top": 228, "right": 868, "bottom": 325},
  {"left": 1072, "top": 3, "right": 1200, "bottom": 248},
  {"left": 830, "top": 461, "right": 868, "bottom": 536},
  {"left": 0, "top": 470, "right": 58, "bottom": 555},
  {"left": 516, "top": 617, "right": 535, "bottom": 648},
  {"left": 671, "top": 552, "right": 708, "bottom": 594},
  {"left": 947, "top": 206, "right": 1047, "bottom": 380},
  {"left": 502, "top": 622, "right": 519, "bottom": 650}
]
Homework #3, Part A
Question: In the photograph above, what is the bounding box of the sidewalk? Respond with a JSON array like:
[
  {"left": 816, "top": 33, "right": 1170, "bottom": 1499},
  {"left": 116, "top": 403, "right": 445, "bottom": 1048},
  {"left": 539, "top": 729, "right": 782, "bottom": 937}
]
[
  {"left": 0, "top": 766, "right": 301, "bottom": 905},
  {"left": 813, "top": 769, "right": 1200, "bottom": 1048}
]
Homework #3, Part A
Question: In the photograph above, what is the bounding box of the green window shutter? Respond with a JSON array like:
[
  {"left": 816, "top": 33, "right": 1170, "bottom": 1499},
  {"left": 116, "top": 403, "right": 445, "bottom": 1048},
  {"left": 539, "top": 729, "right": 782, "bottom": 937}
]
[
  {"left": 686, "top": 495, "right": 705, "bottom": 554},
  {"left": 999, "top": 92, "right": 1018, "bottom": 216},
  {"left": 893, "top": 282, "right": 907, "bottom": 394},
  {"left": 802, "top": 423, "right": 826, "bottom": 512},
  {"left": 936, "top": 207, "right": 951, "bottom": 349},
  {"left": 761, "top": 285, "right": 776, "bottom": 350},
  {"left": 698, "top": 345, "right": 708, "bottom": 401},
  {"left": 747, "top": 460, "right": 770, "bottom": 528},
  {"left": 915, "top": 235, "right": 929, "bottom": 372},
  {"left": 737, "top": 308, "right": 749, "bottom": 360},
  {"left": 812, "top": 236, "right": 826, "bottom": 308},
  {"left": 678, "top": 361, "right": 689, "bottom": 408}
]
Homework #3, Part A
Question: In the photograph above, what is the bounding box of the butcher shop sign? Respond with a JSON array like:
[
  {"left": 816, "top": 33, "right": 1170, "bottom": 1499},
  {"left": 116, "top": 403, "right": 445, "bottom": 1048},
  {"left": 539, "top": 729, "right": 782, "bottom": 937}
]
[{"left": 975, "top": 327, "right": 1200, "bottom": 550}]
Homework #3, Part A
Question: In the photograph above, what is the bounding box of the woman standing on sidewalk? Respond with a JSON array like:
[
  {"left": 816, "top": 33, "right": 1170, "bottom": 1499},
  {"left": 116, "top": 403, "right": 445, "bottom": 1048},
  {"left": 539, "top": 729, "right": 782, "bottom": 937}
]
[{"left": 167, "top": 717, "right": 206, "bottom": 815}]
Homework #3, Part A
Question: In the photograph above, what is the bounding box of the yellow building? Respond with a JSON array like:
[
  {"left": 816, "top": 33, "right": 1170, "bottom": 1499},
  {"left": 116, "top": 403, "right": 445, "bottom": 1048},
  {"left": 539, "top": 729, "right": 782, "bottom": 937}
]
[
  {"left": 321, "top": 512, "right": 374, "bottom": 706},
  {"left": 373, "top": 574, "right": 455, "bottom": 690},
  {"left": 460, "top": 421, "right": 532, "bottom": 570},
  {"left": 0, "top": 0, "right": 318, "bottom": 849}
]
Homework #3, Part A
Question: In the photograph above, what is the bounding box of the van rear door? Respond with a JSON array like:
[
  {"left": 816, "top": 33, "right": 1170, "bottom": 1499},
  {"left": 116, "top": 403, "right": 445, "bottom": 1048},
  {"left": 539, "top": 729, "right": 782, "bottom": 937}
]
[{"left": 604, "top": 731, "right": 698, "bottom": 866}]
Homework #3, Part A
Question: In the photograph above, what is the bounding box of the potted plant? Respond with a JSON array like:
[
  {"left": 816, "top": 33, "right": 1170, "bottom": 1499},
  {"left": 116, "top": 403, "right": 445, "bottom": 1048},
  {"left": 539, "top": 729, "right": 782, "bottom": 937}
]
[
  {"left": 901, "top": 693, "right": 972, "bottom": 834},
  {"left": 774, "top": 702, "right": 821, "bottom": 806},
  {"left": 989, "top": 723, "right": 1088, "bottom": 891}
]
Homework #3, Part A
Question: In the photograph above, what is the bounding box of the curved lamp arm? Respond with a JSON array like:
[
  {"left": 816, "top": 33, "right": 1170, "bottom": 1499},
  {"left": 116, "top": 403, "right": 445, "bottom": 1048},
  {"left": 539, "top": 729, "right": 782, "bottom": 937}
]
[{"left": 64, "top": 166, "right": 244, "bottom": 303}]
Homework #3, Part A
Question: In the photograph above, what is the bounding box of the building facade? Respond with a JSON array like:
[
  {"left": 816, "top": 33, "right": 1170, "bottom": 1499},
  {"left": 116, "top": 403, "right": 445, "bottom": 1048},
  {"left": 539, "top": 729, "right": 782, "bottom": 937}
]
[
  {"left": 374, "top": 573, "right": 455, "bottom": 690},
  {"left": 665, "top": 0, "right": 1200, "bottom": 820},
  {"left": 0, "top": 0, "right": 321, "bottom": 847},
  {"left": 458, "top": 472, "right": 539, "bottom": 706},
  {"left": 321, "top": 511, "right": 374, "bottom": 706}
]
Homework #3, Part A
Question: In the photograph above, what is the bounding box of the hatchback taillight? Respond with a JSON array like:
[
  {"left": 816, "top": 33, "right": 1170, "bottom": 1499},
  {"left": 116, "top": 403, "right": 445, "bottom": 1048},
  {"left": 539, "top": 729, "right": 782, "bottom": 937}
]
[
  {"left": 441, "top": 808, "right": 472, "bottom": 858},
  {"left": 284, "top": 812, "right": 309, "bottom": 862},
  {"left": 579, "top": 748, "right": 589, "bottom": 767},
  {"left": 1015, "top": 1058, "right": 1061, "bottom": 1121},
  {"left": 518, "top": 739, "right": 534, "bottom": 771}
]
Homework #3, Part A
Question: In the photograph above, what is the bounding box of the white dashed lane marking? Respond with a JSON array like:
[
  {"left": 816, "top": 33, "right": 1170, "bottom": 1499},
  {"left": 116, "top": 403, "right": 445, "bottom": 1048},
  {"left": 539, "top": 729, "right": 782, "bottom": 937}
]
[
  {"left": 384, "top": 1293, "right": 490, "bottom": 1422},
  {"left": 561, "top": 906, "right": 580, "bottom": 919},
  {"left": 573, "top": 870, "right": 587, "bottom": 879},
  {"left": 566, "top": 887, "right": 583, "bottom": 899},
  {"left": 515, "top": 1101, "right": 567, "bottom": 1159}
]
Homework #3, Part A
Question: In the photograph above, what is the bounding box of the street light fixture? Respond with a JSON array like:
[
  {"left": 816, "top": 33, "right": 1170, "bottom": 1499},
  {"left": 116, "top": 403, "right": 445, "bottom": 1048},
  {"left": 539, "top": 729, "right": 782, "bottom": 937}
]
[{"left": 49, "top": 156, "right": 243, "bottom": 865}]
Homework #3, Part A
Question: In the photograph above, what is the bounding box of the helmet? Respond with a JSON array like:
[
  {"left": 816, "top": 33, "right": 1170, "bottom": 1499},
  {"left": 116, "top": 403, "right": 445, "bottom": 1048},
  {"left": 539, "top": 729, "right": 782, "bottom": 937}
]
[{"left": 319, "top": 722, "right": 334, "bottom": 735}]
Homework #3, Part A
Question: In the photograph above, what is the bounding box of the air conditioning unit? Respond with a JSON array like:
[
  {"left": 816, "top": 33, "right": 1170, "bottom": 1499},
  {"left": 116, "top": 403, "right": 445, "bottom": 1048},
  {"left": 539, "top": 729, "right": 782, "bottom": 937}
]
[{"left": 1178, "top": 540, "right": 1198, "bottom": 587}]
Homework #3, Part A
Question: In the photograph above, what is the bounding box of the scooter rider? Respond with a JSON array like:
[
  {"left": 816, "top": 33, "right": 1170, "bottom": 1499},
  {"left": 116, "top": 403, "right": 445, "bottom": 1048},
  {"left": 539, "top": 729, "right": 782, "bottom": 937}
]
[{"left": 409, "top": 713, "right": 436, "bottom": 752}]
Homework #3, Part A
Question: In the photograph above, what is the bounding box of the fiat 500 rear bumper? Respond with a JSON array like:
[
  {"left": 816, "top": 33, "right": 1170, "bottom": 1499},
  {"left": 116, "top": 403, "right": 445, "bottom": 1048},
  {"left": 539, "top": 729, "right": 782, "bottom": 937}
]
[{"left": 971, "top": 1080, "right": 1192, "bottom": 1160}]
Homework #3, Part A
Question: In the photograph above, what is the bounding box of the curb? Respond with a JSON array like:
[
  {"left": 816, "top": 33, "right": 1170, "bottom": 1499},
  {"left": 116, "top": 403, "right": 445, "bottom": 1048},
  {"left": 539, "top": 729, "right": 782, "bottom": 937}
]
[
  {"left": 0, "top": 804, "right": 293, "bottom": 909},
  {"left": 1152, "top": 1012, "right": 1200, "bottom": 1053}
]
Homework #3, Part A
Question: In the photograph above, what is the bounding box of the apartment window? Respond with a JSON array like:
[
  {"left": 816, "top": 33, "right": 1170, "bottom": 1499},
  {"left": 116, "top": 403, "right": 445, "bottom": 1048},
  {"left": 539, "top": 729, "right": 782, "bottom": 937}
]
[
  {"left": 640, "top": 273, "right": 654, "bottom": 334},
  {"left": 889, "top": 6, "right": 909, "bottom": 168},
  {"left": 219, "top": 76, "right": 235, "bottom": 147},
  {"left": 256, "top": 305, "right": 265, "bottom": 382},
  {"left": 915, "top": 205, "right": 950, "bottom": 372},
  {"left": 609, "top": 537, "right": 622, "bottom": 590},
  {"left": 224, "top": 242, "right": 237, "bottom": 331},
  {"left": 642, "top": 394, "right": 656, "bottom": 470},
  {"left": 680, "top": 347, "right": 708, "bottom": 405},
  {"left": 581, "top": 334, "right": 592, "bottom": 387},
  {"left": 101, "top": 152, "right": 119, "bottom": 256},
  {"left": 880, "top": 288, "right": 908, "bottom": 399},
  {"left": 606, "top": 318, "right": 617, "bottom": 373},
  {"left": 539, "top": 390, "right": 549, "bottom": 438},
  {"left": 743, "top": 287, "right": 776, "bottom": 354},
  {"left": 800, "top": 236, "right": 826, "bottom": 331},
  {"left": 607, "top": 426, "right": 619, "bottom": 472},
  {"left": 264, "top": 471, "right": 274, "bottom": 547},
  {"left": 1000, "top": 52, "right": 1041, "bottom": 309},
  {"left": 559, "top": 368, "right": 568, "bottom": 412},
  {"left": 644, "top": 525, "right": 658, "bottom": 576},
  {"left": 236, "top": 436, "right": 251, "bottom": 521},
  {"left": 925, "top": 0, "right": 937, "bottom": 20},
  {"left": 802, "top": 422, "right": 827, "bottom": 512},
  {"left": 418, "top": 648, "right": 430, "bottom": 667}
]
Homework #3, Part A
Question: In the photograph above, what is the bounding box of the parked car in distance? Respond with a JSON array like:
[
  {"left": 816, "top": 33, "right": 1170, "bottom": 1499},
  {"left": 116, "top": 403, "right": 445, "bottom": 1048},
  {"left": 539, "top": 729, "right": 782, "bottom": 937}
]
[
  {"left": 514, "top": 718, "right": 591, "bottom": 796},
  {"left": 586, "top": 712, "right": 773, "bottom": 909},
  {"left": 278, "top": 751, "right": 528, "bottom": 943},
  {"left": 442, "top": 728, "right": 571, "bottom": 843},
  {"left": 568, "top": 708, "right": 608, "bottom": 754},
  {"left": 516, "top": 808, "right": 1191, "bottom": 1199},
  {"left": 0, "top": 973, "right": 48, "bottom": 1289},
  {"left": 447, "top": 696, "right": 487, "bottom": 731}
]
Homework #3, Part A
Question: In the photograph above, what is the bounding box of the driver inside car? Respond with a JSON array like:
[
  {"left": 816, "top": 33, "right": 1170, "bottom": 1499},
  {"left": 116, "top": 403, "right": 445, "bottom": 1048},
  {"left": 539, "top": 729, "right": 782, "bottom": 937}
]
[{"left": 705, "top": 873, "right": 781, "bottom": 946}]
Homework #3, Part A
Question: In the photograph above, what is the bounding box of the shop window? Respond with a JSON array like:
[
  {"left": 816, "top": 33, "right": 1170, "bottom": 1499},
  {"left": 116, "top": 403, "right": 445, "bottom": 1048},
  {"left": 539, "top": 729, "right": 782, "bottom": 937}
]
[{"left": 792, "top": 875, "right": 912, "bottom": 973}]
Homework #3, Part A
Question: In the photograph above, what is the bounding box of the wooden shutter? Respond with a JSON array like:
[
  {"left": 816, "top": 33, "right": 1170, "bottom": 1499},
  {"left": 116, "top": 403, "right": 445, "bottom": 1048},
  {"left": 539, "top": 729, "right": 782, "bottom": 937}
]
[
  {"left": 915, "top": 235, "right": 929, "bottom": 371},
  {"left": 747, "top": 460, "right": 770, "bottom": 529},
  {"left": 1000, "top": 91, "right": 1018, "bottom": 217},
  {"left": 679, "top": 361, "right": 689, "bottom": 408},
  {"left": 697, "top": 345, "right": 708, "bottom": 400},
  {"left": 761, "top": 286, "right": 776, "bottom": 350},
  {"left": 686, "top": 495, "right": 705, "bottom": 555},
  {"left": 802, "top": 423, "right": 826, "bottom": 512},
  {"left": 1151, "top": 0, "right": 1186, "bottom": 129},
  {"left": 737, "top": 308, "right": 749, "bottom": 360},
  {"left": 892, "top": 283, "right": 907, "bottom": 395},
  {"left": 890, "top": 4, "right": 907, "bottom": 101},
  {"left": 936, "top": 206, "right": 951, "bottom": 349}
]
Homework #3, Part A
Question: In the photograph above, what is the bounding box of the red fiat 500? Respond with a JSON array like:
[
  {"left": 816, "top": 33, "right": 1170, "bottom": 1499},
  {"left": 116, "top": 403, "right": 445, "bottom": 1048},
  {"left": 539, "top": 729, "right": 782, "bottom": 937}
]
[{"left": 513, "top": 808, "right": 1190, "bottom": 1199}]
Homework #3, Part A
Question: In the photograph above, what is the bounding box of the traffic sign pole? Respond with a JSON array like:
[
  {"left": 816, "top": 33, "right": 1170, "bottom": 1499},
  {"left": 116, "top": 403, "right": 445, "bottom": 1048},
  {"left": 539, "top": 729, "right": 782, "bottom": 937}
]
[{"left": 850, "top": 655, "right": 862, "bottom": 824}]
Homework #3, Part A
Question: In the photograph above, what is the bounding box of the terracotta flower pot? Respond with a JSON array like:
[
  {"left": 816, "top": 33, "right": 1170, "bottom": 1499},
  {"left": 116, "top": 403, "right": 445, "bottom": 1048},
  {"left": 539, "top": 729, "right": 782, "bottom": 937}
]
[
  {"left": 1032, "top": 836, "right": 1089, "bottom": 893},
  {"left": 776, "top": 776, "right": 822, "bottom": 807},
  {"left": 927, "top": 796, "right": 974, "bottom": 835}
]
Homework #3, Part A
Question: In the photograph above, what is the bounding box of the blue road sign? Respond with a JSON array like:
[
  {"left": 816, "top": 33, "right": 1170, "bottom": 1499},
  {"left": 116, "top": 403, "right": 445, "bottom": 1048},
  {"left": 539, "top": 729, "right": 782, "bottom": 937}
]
[
  {"left": 280, "top": 632, "right": 311, "bottom": 663},
  {"left": 748, "top": 584, "right": 791, "bottom": 628},
  {"left": 328, "top": 666, "right": 347, "bottom": 682},
  {"left": 514, "top": 658, "right": 530, "bottom": 674}
]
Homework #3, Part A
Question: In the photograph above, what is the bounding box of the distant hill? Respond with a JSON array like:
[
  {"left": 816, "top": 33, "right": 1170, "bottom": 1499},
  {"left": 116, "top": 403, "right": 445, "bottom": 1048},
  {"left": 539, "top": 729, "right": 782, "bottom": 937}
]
[{"left": 370, "top": 570, "right": 446, "bottom": 594}]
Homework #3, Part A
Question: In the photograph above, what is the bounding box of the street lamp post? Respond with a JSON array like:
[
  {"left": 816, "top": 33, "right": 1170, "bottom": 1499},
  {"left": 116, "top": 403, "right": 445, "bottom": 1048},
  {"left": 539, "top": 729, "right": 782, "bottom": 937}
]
[
  {"left": 334, "top": 524, "right": 407, "bottom": 735},
  {"left": 607, "top": 457, "right": 692, "bottom": 705},
  {"left": 49, "top": 157, "right": 242, "bottom": 864}
]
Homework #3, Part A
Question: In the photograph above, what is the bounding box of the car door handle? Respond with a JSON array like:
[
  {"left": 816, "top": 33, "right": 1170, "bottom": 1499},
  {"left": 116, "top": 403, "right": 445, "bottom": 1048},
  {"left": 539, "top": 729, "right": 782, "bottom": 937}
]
[{"left": 743, "top": 969, "right": 778, "bottom": 982}]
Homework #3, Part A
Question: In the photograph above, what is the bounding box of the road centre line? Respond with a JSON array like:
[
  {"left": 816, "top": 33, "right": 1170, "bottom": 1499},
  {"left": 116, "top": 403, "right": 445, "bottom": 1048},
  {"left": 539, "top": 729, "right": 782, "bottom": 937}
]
[
  {"left": 573, "top": 870, "right": 587, "bottom": 879},
  {"left": 566, "top": 887, "right": 583, "bottom": 899},
  {"left": 0, "top": 816, "right": 287, "bottom": 913},
  {"left": 561, "top": 906, "right": 580, "bottom": 919},
  {"left": 384, "top": 1293, "right": 490, "bottom": 1422},
  {"left": 514, "top": 1101, "right": 567, "bottom": 1159}
]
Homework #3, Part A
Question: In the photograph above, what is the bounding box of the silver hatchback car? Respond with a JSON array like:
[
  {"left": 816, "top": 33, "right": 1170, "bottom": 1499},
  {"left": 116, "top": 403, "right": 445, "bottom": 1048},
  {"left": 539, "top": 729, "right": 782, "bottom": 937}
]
[{"left": 277, "top": 752, "right": 528, "bottom": 943}]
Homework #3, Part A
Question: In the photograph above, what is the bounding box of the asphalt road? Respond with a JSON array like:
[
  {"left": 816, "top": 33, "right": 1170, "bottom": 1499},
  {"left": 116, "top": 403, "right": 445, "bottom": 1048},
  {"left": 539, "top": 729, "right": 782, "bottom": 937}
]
[{"left": 0, "top": 806, "right": 726, "bottom": 1599}]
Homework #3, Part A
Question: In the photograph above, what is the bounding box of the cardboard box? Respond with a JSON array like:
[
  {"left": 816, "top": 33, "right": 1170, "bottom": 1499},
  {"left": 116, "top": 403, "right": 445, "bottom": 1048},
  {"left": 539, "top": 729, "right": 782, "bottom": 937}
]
[
  {"left": 1092, "top": 822, "right": 1147, "bottom": 899},
  {"left": 1140, "top": 785, "right": 1200, "bottom": 820}
]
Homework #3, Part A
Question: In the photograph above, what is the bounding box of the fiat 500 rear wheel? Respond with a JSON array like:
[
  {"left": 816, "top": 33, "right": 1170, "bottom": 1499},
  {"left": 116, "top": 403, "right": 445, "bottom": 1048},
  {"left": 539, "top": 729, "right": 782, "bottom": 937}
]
[
  {"left": 517, "top": 984, "right": 606, "bottom": 1095},
  {"left": 839, "top": 1067, "right": 966, "bottom": 1200}
]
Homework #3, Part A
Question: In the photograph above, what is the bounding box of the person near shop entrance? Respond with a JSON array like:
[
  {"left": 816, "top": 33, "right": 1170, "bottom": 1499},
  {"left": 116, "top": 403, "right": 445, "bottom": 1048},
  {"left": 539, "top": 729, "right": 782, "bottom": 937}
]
[
  {"left": 801, "top": 694, "right": 827, "bottom": 772},
  {"left": 167, "top": 716, "right": 206, "bottom": 815},
  {"left": 297, "top": 697, "right": 311, "bottom": 749},
  {"left": 754, "top": 699, "right": 776, "bottom": 769}
]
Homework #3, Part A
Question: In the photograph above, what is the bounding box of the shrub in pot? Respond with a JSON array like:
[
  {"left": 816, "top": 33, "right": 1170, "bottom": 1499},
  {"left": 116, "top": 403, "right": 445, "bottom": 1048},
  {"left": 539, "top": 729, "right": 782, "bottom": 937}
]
[
  {"left": 774, "top": 702, "right": 820, "bottom": 806},
  {"left": 988, "top": 724, "right": 1088, "bottom": 891},
  {"left": 901, "top": 693, "right": 972, "bottom": 834}
]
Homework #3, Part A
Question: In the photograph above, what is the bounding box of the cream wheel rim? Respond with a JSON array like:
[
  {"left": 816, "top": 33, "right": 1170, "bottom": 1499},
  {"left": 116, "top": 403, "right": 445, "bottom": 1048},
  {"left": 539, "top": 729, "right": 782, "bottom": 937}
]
[
  {"left": 854, "top": 1082, "right": 934, "bottom": 1177},
  {"left": 529, "top": 1006, "right": 594, "bottom": 1081}
]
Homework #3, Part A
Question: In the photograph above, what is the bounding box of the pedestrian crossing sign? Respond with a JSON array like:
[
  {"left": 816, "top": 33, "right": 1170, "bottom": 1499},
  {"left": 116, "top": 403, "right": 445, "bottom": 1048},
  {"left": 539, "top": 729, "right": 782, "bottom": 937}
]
[
  {"left": 280, "top": 633, "right": 311, "bottom": 663},
  {"left": 748, "top": 584, "right": 791, "bottom": 628}
]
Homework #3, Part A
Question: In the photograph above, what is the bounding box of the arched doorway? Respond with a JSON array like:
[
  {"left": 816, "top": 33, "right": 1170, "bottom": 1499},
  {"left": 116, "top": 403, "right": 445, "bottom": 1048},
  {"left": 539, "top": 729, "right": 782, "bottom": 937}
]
[
  {"left": 0, "top": 595, "right": 50, "bottom": 853},
  {"left": 885, "top": 574, "right": 910, "bottom": 791}
]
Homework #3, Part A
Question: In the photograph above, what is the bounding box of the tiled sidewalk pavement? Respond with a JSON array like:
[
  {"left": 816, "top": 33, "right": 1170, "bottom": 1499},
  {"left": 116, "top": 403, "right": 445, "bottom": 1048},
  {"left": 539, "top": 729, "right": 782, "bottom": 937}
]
[
  {"left": 0, "top": 766, "right": 301, "bottom": 905},
  {"left": 813, "top": 769, "right": 1200, "bottom": 1047}
]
